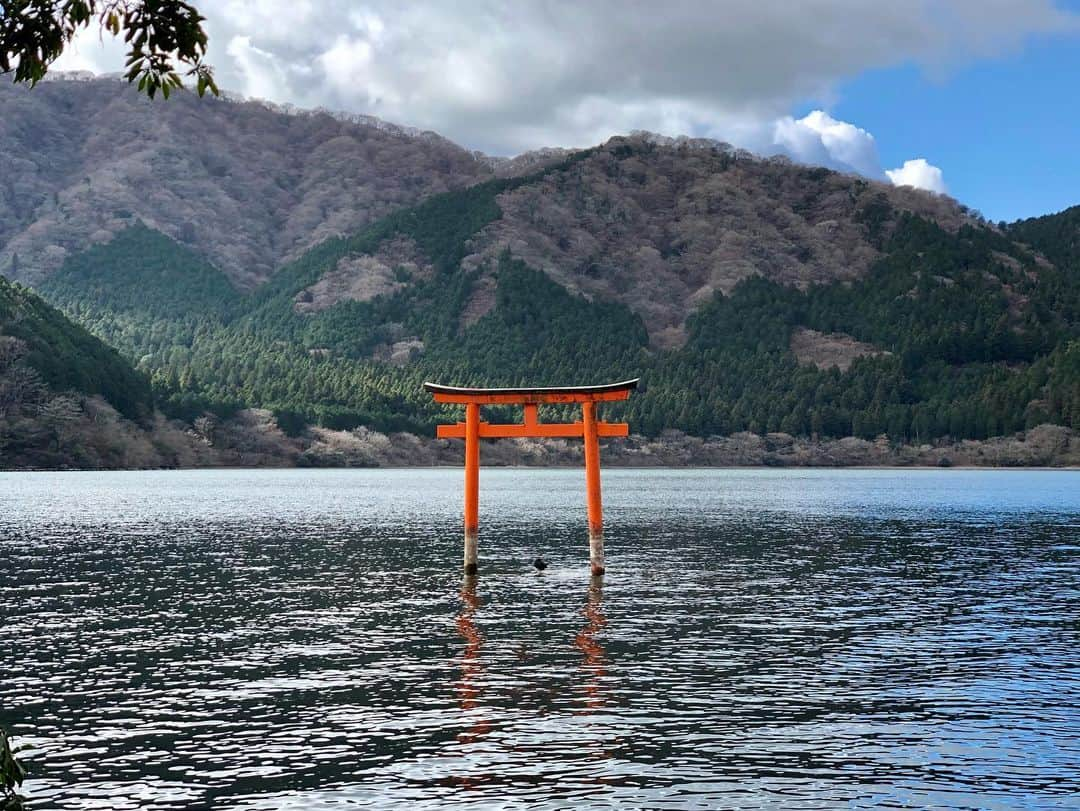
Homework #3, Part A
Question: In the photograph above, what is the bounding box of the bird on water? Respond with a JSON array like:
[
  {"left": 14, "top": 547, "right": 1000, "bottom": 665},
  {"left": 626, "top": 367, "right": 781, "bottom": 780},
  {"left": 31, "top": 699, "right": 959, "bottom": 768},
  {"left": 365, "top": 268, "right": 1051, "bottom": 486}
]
[{"left": 533, "top": 556, "right": 548, "bottom": 571}]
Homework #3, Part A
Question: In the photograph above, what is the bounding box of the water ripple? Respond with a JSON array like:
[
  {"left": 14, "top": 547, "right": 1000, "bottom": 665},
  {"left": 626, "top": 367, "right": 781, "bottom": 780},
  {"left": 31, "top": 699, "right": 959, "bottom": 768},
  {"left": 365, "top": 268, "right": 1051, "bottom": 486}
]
[{"left": 1, "top": 469, "right": 1078, "bottom": 809}]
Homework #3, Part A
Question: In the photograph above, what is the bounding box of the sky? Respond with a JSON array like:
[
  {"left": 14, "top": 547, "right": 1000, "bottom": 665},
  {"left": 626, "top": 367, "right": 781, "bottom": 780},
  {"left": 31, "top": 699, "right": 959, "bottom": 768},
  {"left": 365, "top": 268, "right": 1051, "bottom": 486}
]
[{"left": 51, "top": 0, "right": 1080, "bottom": 222}]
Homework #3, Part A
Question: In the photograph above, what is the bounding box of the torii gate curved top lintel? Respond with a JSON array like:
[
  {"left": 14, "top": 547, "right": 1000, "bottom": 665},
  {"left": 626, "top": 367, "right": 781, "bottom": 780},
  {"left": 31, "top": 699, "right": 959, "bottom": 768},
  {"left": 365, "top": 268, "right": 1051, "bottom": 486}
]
[{"left": 425, "top": 379, "right": 638, "bottom": 576}]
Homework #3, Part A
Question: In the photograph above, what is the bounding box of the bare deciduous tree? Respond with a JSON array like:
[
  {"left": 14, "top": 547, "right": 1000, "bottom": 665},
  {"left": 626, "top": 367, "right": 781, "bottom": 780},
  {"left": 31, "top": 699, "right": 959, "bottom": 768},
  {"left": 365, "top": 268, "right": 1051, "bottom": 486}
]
[
  {"left": 37, "top": 393, "right": 82, "bottom": 450},
  {"left": 0, "top": 361, "right": 47, "bottom": 418},
  {"left": 193, "top": 414, "right": 216, "bottom": 445}
]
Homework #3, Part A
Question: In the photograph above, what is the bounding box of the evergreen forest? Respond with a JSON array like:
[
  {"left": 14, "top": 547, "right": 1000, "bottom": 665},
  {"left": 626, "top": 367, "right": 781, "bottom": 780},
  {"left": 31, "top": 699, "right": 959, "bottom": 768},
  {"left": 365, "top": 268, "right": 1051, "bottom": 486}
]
[{"left": 19, "top": 155, "right": 1080, "bottom": 445}]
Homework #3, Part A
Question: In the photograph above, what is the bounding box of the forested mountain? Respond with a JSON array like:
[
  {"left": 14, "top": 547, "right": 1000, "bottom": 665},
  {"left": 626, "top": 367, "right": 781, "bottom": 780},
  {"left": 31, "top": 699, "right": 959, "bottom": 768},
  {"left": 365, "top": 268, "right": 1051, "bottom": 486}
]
[
  {"left": 0, "top": 276, "right": 310, "bottom": 469},
  {"left": 32, "top": 143, "right": 1080, "bottom": 445},
  {"left": 3, "top": 80, "right": 1079, "bottom": 458},
  {"left": 0, "top": 275, "right": 151, "bottom": 418},
  {"left": 0, "top": 275, "right": 154, "bottom": 466},
  {"left": 0, "top": 75, "right": 492, "bottom": 288}
]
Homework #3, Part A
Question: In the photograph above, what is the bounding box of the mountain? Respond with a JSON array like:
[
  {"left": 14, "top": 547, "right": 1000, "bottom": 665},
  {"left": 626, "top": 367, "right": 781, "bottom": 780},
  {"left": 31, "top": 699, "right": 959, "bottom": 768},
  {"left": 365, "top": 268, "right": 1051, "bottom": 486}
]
[
  {"left": 0, "top": 274, "right": 151, "bottom": 467},
  {"left": 3, "top": 79, "right": 1079, "bottom": 460},
  {"left": 0, "top": 75, "right": 492, "bottom": 289},
  {"left": 448, "top": 133, "right": 975, "bottom": 349},
  {"left": 0, "top": 275, "right": 315, "bottom": 469},
  {"left": 0, "top": 275, "right": 151, "bottom": 418},
  {"left": 1009, "top": 205, "right": 1080, "bottom": 275}
]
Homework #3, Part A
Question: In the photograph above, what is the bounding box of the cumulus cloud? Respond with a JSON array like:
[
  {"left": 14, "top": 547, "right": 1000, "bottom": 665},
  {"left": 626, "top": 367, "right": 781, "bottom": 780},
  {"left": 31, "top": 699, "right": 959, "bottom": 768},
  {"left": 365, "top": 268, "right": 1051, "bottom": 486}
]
[
  {"left": 769, "top": 111, "right": 947, "bottom": 193},
  {"left": 886, "top": 159, "right": 949, "bottom": 193},
  {"left": 50, "top": 0, "right": 1076, "bottom": 163},
  {"left": 772, "top": 111, "right": 880, "bottom": 176}
]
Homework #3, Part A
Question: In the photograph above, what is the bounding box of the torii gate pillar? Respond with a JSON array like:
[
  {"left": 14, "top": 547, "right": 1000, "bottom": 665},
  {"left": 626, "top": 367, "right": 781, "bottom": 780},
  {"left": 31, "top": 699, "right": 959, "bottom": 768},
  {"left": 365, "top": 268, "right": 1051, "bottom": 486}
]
[
  {"left": 463, "top": 402, "right": 480, "bottom": 573},
  {"left": 426, "top": 379, "right": 638, "bottom": 576},
  {"left": 582, "top": 400, "right": 605, "bottom": 573}
]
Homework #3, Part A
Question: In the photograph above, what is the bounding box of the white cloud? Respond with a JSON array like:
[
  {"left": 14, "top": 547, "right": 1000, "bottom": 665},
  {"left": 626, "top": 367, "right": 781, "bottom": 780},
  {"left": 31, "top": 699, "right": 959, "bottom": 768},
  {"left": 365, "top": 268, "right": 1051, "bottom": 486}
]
[
  {"left": 47, "top": 0, "right": 1077, "bottom": 164},
  {"left": 768, "top": 111, "right": 948, "bottom": 193},
  {"left": 226, "top": 36, "right": 303, "bottom": 102},
  {"left": 772, "top": 111, "right": 880, "bottom": 176},
  {"left": 886, "top": 158, "right": 949, "bottom": 193}
]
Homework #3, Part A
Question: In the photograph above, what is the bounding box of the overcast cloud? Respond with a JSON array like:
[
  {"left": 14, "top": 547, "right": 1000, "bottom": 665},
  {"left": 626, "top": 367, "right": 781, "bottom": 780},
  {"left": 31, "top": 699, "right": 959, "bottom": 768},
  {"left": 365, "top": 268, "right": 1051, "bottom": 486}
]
[{"left": 53, "top": 0, "right": 1078, "bottom": 192}]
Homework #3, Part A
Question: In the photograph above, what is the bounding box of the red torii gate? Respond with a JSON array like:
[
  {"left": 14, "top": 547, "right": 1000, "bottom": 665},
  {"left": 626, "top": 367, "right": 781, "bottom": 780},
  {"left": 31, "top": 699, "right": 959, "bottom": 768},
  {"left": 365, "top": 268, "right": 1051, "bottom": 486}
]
[{"left": 425, "top": 379, "right": 638, "bottom": 576}]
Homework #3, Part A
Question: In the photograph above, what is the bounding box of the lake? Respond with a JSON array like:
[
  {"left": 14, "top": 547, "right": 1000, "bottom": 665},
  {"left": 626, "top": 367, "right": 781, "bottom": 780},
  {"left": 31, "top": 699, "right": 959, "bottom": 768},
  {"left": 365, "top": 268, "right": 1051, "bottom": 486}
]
[{"left": 1, "top": 468, "right": 1078, "bottom": 809}]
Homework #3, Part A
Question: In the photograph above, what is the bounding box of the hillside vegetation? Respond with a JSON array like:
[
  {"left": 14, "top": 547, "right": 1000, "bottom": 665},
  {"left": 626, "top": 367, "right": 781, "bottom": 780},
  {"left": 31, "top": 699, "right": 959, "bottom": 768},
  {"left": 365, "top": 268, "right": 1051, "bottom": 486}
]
[
  {"left": 31, "top": 139, "right": 1080, "bottom": 447},
  {"left": 464, "top": 134, "right": 973, "bottom": 348},
  {"left": 0, "top": 275, "right": 151, "bottom": 418},
  {"left": 3, "top": 81, "right": 1077, "bottom": 457},
  {"left": 0, "top": 275, "right": 155, "bottom": 466},
  {"left": 0, "top": 76, "right": 491, "bottom": 288},
  {"left": 0, "top": 275, "right": 332, "bottom": 469}
]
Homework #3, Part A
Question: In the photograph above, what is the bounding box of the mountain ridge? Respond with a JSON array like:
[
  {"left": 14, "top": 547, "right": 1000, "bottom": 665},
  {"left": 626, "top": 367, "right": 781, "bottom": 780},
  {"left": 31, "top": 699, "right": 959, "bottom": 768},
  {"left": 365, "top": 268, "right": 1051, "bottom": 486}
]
[
  {"left": 2, "top": 78, "right": 1078, "bottom": 459},
  {"left": 1, "top": 76, "right": 976, "bottom": 299},
  {"left": 0, "top": 76, "right": 491, "bottom": 289}
]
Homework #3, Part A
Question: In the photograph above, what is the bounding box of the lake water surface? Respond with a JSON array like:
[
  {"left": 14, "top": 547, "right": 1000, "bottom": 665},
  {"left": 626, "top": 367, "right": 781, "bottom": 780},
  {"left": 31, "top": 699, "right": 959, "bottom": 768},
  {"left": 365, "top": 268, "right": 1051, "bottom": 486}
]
[{"left": 1, "top": 468, "right": 1078, "bottom": 809}]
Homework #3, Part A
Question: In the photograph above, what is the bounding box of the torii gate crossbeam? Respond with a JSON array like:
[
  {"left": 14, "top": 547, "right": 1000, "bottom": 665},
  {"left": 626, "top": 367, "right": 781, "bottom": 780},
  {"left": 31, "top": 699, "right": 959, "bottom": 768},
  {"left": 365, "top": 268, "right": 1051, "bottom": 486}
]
[{"left": 425, "top": 379, "right": 638, "bottom": 576}]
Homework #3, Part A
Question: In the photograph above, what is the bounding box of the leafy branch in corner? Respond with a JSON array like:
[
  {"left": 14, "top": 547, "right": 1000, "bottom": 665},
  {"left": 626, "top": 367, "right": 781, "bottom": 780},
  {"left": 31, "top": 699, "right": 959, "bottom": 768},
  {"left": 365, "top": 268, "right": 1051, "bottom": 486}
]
[{"left": 0, "top": 1, "right": 216, "bottom": 98}]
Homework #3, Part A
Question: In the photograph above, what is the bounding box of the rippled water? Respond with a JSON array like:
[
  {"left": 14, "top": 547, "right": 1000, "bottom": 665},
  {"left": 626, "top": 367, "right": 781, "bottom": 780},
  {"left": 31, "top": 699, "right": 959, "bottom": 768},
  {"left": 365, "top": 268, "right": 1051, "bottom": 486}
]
[{"left": 2, "top": 468, "right": 1079, "bottom": 809}]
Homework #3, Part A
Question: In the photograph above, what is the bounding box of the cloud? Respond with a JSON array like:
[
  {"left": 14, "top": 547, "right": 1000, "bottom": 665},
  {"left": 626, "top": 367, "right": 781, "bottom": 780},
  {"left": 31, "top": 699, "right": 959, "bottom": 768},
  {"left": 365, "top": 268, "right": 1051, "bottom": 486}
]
[
  {"left": 50, "top": 0, "right": 1076, "bottom": 161},
  {"left": 772, "top": 111, "right": 880, "bottom": 176},
  {"left": 886, "top": 159, "right": 948, "bottom": 193},
  {"left": 769, "top": 111, "right": 947, "bottom": 193}
]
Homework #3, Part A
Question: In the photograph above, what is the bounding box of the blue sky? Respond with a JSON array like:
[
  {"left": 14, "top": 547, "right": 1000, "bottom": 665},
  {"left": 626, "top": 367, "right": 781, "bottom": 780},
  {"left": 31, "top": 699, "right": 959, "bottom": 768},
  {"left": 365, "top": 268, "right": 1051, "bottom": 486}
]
[
  {"left": 823, "top": 27, "right": 1080, "bottom": 222},
  {"left": 54, "top": 1, "right": 1080, "bottom": 222}
]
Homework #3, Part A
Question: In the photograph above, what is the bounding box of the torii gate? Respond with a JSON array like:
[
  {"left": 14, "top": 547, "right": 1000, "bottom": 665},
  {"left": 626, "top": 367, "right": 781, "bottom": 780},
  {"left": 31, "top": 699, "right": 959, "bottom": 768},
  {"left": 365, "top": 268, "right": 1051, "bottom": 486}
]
[{"left": 425, "top": 379, "right": 638, "bottom": 576}]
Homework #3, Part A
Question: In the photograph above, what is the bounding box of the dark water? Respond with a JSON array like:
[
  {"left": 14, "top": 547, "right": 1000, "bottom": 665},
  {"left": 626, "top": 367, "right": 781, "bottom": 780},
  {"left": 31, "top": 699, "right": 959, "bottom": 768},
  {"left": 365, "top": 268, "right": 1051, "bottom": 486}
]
[{"left": 1, "top": 468, "right": 1078, "bottom": 810}]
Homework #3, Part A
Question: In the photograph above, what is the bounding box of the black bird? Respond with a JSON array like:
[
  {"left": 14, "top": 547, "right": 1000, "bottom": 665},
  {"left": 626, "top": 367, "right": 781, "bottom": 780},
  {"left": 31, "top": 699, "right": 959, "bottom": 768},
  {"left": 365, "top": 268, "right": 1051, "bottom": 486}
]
[{"left": 533, "top": 556, "right": 548, "bottom": 572}]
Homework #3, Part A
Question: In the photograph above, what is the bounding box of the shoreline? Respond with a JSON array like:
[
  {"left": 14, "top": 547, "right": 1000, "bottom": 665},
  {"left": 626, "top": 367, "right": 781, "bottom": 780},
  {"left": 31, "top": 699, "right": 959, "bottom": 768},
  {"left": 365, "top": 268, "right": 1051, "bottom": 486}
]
[
  {"left": 4, "top": 463, "right": 1079, "bottom": 474},
  {"left": 3, "top": 410, "right": 1077, "bottom": 471}
]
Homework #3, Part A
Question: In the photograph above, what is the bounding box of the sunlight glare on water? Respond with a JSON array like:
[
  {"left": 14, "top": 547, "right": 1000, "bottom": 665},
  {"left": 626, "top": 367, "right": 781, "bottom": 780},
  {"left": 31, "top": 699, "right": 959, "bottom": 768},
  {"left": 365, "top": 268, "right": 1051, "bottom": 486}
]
[{"left": 1, "top": 468, "right": 1079, "bottom": 809}]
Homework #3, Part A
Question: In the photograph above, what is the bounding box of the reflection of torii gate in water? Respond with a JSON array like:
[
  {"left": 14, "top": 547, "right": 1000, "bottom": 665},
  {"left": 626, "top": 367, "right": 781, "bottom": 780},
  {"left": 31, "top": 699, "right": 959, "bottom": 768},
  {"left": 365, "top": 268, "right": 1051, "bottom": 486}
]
[{"left": 424, "top": 379, "right": 638, "bottom": 576}]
